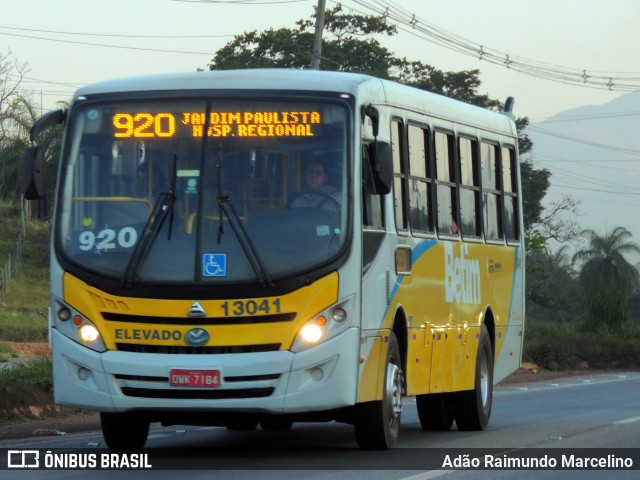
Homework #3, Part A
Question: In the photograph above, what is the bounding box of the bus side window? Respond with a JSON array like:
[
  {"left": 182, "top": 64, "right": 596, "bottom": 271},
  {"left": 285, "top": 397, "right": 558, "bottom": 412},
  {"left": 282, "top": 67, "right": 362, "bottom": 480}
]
[
  {"left": 435, "top": 131, "right": 457, "bottom": 236},
  {"left": 481, "top": 142, "right": 503, "bottom": 241},
  {"left": 391, "top": 119, "right": 408, "bottom": 232},
  {"left": 458, "top": 136, "right": 480, "bottom": 238},
  {"left": 362, "top": 144, "right": 384, "bottom": 229},
  {"left": 502, "top": 146, "right": 519, "bottom": 242},
  {"left": 407, "top": 124, "right": 433, "bottom": 234}
]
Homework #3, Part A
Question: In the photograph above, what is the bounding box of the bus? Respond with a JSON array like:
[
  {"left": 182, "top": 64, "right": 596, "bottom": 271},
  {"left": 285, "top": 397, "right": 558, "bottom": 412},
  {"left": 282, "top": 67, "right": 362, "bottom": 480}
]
[{"left": 25, "top": 69, "right": 525, "bottom": 450}]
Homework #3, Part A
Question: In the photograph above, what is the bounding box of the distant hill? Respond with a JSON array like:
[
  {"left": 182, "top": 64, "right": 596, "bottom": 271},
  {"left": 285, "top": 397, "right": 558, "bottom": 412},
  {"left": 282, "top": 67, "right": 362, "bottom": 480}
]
[{"left": 525, "top": 91, "right": 640, "bottom": 250}]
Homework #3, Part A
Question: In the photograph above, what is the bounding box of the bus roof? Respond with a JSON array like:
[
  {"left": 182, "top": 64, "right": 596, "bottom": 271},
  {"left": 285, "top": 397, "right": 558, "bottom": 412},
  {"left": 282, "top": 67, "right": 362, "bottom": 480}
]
[{"left": 74, "top": 69, "right": 517, "bottom": 135}]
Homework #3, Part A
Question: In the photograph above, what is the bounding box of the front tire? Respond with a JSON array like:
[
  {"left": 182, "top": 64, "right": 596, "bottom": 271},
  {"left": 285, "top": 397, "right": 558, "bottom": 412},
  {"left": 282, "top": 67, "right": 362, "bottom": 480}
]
[
  {"left": 101, "top": 412, "right": 149, "bottom": 449},
  {"left": 354, "top": 332, "right": 403, "bottom": 450},
  {"left": 454, "top": 325, "right": 493, "bottom": 431}
]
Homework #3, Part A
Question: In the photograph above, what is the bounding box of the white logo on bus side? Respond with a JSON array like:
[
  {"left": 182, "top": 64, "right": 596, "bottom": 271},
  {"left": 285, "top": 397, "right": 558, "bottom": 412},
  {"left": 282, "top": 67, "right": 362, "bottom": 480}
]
[{"left": 444, "top": 243, "right": 481, "bottom": 305}]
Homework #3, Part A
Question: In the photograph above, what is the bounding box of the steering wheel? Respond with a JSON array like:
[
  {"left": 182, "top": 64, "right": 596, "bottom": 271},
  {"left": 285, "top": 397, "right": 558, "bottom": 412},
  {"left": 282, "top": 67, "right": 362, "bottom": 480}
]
[{"left": 289, "top": 191, "right": 341, "bottom": 211}]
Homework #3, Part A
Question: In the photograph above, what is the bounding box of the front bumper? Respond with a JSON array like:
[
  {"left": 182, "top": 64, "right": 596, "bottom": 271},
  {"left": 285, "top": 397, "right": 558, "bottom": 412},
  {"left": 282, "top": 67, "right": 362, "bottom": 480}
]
[{"left": 52, "top": 326, "right": 359, "bottom": 415}]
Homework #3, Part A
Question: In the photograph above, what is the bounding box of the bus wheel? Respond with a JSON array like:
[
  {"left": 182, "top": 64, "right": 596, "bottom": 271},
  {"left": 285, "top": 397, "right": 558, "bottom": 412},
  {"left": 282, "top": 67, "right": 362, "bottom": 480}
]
[
  {"left": 100, "top": 412, "right": 149, "bottom": 449},
  {"left": 260, "top": 417, "right": 294, "bottom": 432},
  {"left": 416, "top": 393, "right": 454, "bottom": 431},
  {"left": 454, "top": 325, "right": 493, "bottom": 431},
  {"left": 354, "top": 332, "right": 403, "bottom": 450}
]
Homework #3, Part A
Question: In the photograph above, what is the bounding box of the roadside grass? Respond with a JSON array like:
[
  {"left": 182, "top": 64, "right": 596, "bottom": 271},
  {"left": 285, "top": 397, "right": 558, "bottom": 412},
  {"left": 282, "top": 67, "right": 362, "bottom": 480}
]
[
  {"left": 0, "top": 201, "right": 52, "bottom": 414},
  {"left": 0, "top": 357, "right": 53, "bottom": 413},
  {"left": 523, "top": 319, "right": 640, "bottom": 371},
  {"left": 0, "top": 202, "right": 50, "bottom": 345}
]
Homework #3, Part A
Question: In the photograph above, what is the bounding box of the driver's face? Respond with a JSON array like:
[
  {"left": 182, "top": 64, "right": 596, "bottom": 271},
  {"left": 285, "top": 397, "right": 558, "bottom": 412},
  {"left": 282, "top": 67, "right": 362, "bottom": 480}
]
[{"left": 306, "top": 165, "right": 326, "bottom": 190}]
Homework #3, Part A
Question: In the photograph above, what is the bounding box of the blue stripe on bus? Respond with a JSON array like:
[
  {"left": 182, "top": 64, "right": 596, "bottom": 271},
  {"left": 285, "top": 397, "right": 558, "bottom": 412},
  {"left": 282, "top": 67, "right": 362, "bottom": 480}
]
[{"left": 383, "top": 239, "right": 438, "bottom": 320}]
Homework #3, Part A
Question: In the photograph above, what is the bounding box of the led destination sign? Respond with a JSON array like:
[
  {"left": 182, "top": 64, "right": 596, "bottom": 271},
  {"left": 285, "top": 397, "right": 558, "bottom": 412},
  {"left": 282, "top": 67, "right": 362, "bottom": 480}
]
[{"left": 112, "top": 111, "right": 321, "bottom": 139}]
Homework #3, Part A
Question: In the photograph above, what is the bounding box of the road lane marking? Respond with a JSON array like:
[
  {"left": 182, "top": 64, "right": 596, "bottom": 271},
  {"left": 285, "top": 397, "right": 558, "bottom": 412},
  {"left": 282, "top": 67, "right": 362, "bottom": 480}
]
[
  {"left": 400, "top": 470, "right": 456, "bottom": 480},
  {"left": 614, "top": 416, "right": 640, "bottom": 425}
]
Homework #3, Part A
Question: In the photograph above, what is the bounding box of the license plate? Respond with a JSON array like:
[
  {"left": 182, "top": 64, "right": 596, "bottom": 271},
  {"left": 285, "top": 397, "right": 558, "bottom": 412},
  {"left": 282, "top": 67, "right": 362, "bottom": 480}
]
[{"left": 170, "top": 369, "right": 221, "bottom": 387}]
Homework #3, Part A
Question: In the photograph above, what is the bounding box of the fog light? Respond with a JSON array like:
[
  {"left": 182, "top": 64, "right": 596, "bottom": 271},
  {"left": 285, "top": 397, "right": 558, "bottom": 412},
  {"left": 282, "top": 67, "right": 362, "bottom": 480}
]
[
  {"left": 332, "top": 308, "right": 347, "bottom": 322},
  {"left": 57, "top": 307, "right": 71, "bottom": 321},
  {"left": 79, "top": 324, "right": 100, "bottom": 343},
  {"left": 300, "top": 324, "right": 322, "bottom": 343}
]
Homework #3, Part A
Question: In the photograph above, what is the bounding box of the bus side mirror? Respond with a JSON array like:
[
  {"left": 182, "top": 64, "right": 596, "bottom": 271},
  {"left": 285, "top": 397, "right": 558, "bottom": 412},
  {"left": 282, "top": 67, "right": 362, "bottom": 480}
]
[
  {"left": 23, "top": 147, "right": 44, "bottom": 200},
  {"left": 368, "top": 141, "right": 393, "bottom": 195},
  {"left": 29, "top": 108, "right": 66, "bottom": 142}
]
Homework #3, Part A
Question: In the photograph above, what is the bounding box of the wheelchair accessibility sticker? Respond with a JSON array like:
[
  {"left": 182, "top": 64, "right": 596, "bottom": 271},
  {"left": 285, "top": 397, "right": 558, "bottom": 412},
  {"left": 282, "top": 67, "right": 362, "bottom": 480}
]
[{"left": 203, "top": 253, "right": 227, "bottom": 277}]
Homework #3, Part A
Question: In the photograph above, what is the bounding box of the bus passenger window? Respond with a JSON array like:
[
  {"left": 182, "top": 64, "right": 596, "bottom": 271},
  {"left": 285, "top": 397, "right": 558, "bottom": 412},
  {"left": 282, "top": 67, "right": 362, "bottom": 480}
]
[
  {"left": 481, "top": 142, "right": 502, "bottom": 240},
  {"left": 362, "top": 145, "right": 384, "bottom": 229},
  {"left": 458, "top": 137, "right": 480, "bottom": 237},
  {"left": 435, "top": 131, "right": 457, "bottom": 235},
  {"left": 502, "top": 146, "right": 519, "bottom": 241},
  {"left": 391, "top": 119, "right": 408, "bottom": 232},
  {"left": 408, "top": 124, "right": 433, "bottom": 234}
]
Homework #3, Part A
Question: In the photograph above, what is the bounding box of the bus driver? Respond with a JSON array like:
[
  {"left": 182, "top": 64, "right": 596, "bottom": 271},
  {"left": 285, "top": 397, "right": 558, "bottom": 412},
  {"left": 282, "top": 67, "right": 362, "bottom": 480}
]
[{"left": 290, "top": 160, "right": 341, "bottom": 212}]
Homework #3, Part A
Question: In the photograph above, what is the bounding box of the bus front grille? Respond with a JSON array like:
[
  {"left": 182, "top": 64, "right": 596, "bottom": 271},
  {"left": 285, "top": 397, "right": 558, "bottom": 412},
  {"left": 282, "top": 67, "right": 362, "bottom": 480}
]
[
  {"left": 103, "top": 312, "right": 296, "bottom": 325},
  {"left": 121, "top": 387, "right": 275, "bottom": 400},
  {"left": 114, "top": 343, "right": 282, "bottom": 354}
]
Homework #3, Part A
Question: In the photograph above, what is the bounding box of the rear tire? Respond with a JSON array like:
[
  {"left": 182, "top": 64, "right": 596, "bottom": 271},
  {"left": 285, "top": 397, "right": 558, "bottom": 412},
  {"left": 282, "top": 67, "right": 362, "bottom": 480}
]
[
  {"left": 101, "top": 412, "right": 149, "bottom": 449},
  {"left": 454, "top": 325, "right": 493, "bottom": 431},
  {"left": 354, "top": 332, "right": 403, "bottom": 450},
  {"left": 416, "top": 393, "right": 455, "bottom": 431}
]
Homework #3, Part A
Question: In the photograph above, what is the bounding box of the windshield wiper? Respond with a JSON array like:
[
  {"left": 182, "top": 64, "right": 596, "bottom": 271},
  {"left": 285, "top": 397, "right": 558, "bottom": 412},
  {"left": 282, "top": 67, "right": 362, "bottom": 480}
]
[
  {"left": 122, "top": 156, "right": 177, "bottom": 287},
  {"left": 214, "top": 157, "right": 274, "bottom": 288}
]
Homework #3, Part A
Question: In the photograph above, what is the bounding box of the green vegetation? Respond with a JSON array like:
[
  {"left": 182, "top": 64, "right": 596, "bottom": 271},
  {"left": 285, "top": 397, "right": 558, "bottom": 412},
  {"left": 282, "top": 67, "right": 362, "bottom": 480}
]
[
  {"left": 524, "top": 227, "right": 640, "bottom": 370},
  {"left": 524, "top": 321, "right": 640, "bottom": 371},
  {"left": 0, "top": 357, "right": 53, "bottom": 413},
  {"left": 0, "top": 202, "right": 50, "bottom": 347}
]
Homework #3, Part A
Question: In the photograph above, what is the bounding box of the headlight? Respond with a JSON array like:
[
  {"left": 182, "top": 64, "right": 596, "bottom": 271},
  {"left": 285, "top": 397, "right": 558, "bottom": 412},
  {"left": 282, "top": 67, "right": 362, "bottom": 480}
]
[
  {"left": 79, "top": 324, "right": 100, "bottom": 343},
  {"left": 300, "top": 323, "right": 323, "bottom": 344},
  {"left": 291, "top": 297, "right": 353, "bottom": 352},
  {"left": 52, "top": 297, "right": 107, "bottom": 352}
]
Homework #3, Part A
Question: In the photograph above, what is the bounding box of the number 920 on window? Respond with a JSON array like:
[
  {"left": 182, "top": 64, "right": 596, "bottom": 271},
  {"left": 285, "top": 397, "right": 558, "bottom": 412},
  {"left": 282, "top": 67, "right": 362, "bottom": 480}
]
[{"left": 78, "top": 227, "right": 138, "bottom": 252}]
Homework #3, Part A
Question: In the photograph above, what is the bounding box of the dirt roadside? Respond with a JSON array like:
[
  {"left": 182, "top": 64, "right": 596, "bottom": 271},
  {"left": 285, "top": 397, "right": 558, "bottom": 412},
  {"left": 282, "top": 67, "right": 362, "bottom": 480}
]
[{"left": 0, "top": 363, "right": 612, "bottom": 443}]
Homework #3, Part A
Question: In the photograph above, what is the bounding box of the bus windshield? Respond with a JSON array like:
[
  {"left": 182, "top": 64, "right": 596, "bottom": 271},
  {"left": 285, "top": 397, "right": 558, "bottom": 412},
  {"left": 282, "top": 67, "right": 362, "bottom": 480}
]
[{"left": 57, "top": 98, "right": 349, "bottom": 285}]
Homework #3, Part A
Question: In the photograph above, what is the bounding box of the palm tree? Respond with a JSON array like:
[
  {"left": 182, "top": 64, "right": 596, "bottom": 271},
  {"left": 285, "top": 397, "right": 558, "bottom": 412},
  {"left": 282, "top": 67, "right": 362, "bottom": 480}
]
[{"left": 572, "top": 227, "right": 640, "bottom": 331}]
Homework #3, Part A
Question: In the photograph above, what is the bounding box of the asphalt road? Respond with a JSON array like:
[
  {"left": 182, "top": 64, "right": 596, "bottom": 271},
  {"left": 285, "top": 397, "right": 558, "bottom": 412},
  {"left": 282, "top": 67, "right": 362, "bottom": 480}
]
[{"left": 2, "top": 371, "right": 639, "bottom": 479}]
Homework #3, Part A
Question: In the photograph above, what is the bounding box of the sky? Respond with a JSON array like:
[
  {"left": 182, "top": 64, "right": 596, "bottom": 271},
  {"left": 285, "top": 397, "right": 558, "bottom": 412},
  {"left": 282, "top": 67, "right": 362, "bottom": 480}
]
[
  {"left": 4, "top": 0, "right": 640, "bottom": 252},
  {"left": 4, "top": 0, "right": 639, "bottom": 120}
]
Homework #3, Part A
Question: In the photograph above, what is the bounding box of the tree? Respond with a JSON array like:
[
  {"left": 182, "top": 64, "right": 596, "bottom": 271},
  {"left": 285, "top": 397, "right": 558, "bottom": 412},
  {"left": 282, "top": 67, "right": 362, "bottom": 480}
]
[
  {"left": 572, "top": 227, "right": 640, "bottom": 332},
  {"left": 0, "top": 50, "right": 28, "bottom": 144},
  {"left": 209, "top": 5, "right": 397, "bottom": 75},
  {"left": 208, "top": 5, "right": 508, "bottom": 112},
  {"left": 525, "top": 245, "right": 580, "bottom": 324},
  {"left": 0, "top": 51, "right": 63, "bottom": 216},
  {"left": 0, "top": 51, "right": 30, "bottom": 202}
]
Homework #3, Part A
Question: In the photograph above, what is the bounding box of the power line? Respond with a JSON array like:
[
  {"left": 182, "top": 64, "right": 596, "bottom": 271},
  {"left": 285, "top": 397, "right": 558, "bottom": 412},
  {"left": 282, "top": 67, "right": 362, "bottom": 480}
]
[
  {"left": 0, "top": 25, "right": 234, "bottom": 39},
  {"left": 0, "top": 32, "right": 213, "bottom": 56},
  {"left": 526, "top": 125, "right": 640, "bottom": 156},
  {"left": 538, "top": 110, "right": 640, "bottom": 123},
  {"left": 172, "top": 0, "right": 310, "bottom": 4},
  {"left": 346, "top": 0, "right": 640, "bottom": 92}
]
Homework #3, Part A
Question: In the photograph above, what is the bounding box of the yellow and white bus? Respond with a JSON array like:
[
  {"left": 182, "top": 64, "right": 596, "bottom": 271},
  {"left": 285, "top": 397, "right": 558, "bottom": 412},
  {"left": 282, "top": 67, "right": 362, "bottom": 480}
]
[{"left": 26, "top": 69, "right": 524, "bottom": 450}]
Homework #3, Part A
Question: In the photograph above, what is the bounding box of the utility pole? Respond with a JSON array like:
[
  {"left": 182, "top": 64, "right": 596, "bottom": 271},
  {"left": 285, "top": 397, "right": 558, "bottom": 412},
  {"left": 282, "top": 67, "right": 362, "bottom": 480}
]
[{"left": 309, "top": 0, "right": 326, "bottom": 70}]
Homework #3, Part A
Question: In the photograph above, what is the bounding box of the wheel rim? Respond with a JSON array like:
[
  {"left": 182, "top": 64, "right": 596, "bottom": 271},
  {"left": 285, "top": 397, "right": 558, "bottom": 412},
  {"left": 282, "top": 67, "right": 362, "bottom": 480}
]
[
  {"left": 479, "top": 349, "right": 489, "bottom": 407},
  {"left": 385, "top": 363, "right": 403, "bottom": 428}
]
